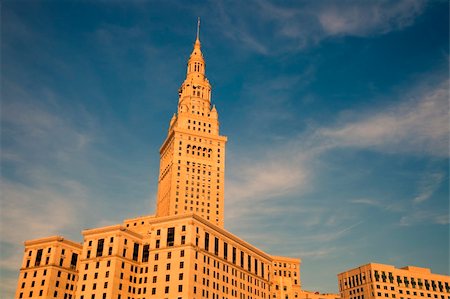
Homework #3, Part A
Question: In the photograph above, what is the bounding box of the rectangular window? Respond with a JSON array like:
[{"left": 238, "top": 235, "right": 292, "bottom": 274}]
[
  {"left": 142, "top": 245, "right": 150, "bottom": 262},
  {"left": 167, "top": 227, "right": 175, "bottom": 247},
  {"left": 96, "top": 239, "right": 104, "bottom": 257},
  {"left": 204, "top": 232, "right": 209, "bottom": 251},
  {"left": 214, "top": 237, "right": 219, "bottom": 255},
  {"left": 132, "top": 243, "right": 139, "bottom": 261},
  {"left": 35, "top": 249, "right": 43, "bottom": 266},
  {"left": 70, "top": 253, "right": 78, "bottom": 269},
  {"left": 232, "top": 247, "right": 236, "bottom": 264},
  {"left": 240, "top": 251, "right": 244, "bottom": 268},
  {"left": 248, "top": 255, "right": 251, "bottom": 271},
  {"left": 223, "top": 242, "right": 228, "bottom": 260}
]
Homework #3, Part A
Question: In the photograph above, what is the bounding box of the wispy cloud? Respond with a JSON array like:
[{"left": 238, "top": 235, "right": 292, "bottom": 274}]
[
  {"left": 225, "top": 73, "right": 448, "bottom": 243},
  {"left": 316, "top": 79, "right": 449, "bottom": 157},
  {"left": 413, "top": 171, "right": 445, "bottom": 204},
  {"left": 317, "top": 0, "right": 425, "bottom": 37},
  {"left": 399, "top": 210, "right": 449, "bottom": 226},
  {"left": 211, "top": 0, "right": 426, "bottom": 54}
]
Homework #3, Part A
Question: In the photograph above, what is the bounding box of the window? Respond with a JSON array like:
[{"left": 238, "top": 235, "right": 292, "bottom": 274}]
[
  {"left": 167, "top": 227, "right": 175, "bottom": 247},
  {"left": 70, "top": 253, "right": 78, "bottom": 269},
  {"left": 224, "top": 242, "right": 228, "bottom": 260},
  {"left": 142, "top": 245, "right": 150, "bottom": 262},
  {"left": 165, "top": 286, "right": 169, "bottom": 294},
  {"left": 96, "top": 239, "right": 104, "bottom": 257},
  {"left": 132, "top": 243, "right": 139, "bottom": 261},
  {"left": 35, "top": 249, "right": 43, "bottom": 266},
  {"left": 214, "top": 237, "right": 219, "bottom": 255},
  {"left": 205, "top": 232, "right": 209, "bottom": 251},
  {"left": 156, "top": 240, "right": 160, "bottom": 249}
]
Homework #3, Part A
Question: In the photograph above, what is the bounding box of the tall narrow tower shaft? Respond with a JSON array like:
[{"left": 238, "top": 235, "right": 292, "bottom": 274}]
[{"left": 155, "top": 23, "right": 227, "bottom": 227}]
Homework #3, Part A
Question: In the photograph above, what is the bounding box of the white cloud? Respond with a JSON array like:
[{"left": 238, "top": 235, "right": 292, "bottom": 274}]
[
  {"left": 0, "top": 179, "right": 87, "bottom": 275},
  {"left": 399, "top": 210, "right": 449, "bottom": 226},
  {"left": 317, "top": 80, "right": 449, "bottom": 157},
  {"left": 318, "top": 0, "right": 425, "bottom": 37},
  {"left": 212, "top": 0, "right": 426, "bottom": 54},
  {"left": 227, "top": 156, "right": 309, "bottom": 201},
  {"left": 413, "top": 171, "right": 445, "bottom": 204}
]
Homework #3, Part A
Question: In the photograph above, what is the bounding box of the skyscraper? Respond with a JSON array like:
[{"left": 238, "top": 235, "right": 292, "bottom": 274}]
[
  {"left": 156, "top": 21, "right": 227, "bottom": 227},
  {"left": 15, "top": 23, "right": 302, "bottom": 299}
]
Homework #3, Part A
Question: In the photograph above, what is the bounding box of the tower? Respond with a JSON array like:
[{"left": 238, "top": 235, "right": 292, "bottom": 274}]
[{"left": 155, "top": 20, "right": 227, "bottom": 227}]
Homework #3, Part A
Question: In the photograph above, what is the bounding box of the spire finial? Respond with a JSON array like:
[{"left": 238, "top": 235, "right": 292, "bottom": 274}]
[{"left": 196, "top": 17, "right": 200, "bottom": 41}]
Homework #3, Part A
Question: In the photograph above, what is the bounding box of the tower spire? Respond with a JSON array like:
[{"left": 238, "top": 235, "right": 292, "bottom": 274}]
[{"left": 196, "top": 17, "right": 200, "bottom": 41}]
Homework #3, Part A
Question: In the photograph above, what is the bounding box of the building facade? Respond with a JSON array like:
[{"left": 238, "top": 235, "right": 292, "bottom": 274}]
[
  {"left": 15, "top": 26, "right": 303, "bottom": 299},
  {"left": 337, "top": 263, "right": 450, "bottom": 299},
  {"left": 15, "top": 236, "right": 82, "bottom": 299}
]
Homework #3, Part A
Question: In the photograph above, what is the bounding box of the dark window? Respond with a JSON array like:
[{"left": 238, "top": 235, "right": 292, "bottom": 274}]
[
  {"left": 142, "top": 245, "right": 150, "bottom": 262},
  {"left": 35, "top": 249, "right": 43, "bottom": 266},
  {"left": 255, "top": 258, "right": 258, "bottom": 275},
  {"left": 132, "top": 243, "right": 139, "bottom": 261},
  {"left": 248, "top": 255, "right": 251, "bottom": 271},
  {"left": 96, "top": 239, "right": 104, "bottom": 257},
  {"left": 167, "top": 227, "right": 175, "bottom": 247},
  {"left": 204, "top": 232, "right": 209, "bottom": 251},
  {"left": 232, "top": 247, "right": 236, "bottom": 264},
  {"left": 155, "top": 240, "right": 160, "bottom": 249},
  {"left": 70, "top": 253, "right": 78, "bottom": 269},
  {"left": 261, "top": 262, "right": 265, "bottom": 278},
  {"left": 223, "top": 242, "right": 228, "bottom": 260},
  {"left": 214, "top": 237, "right": 219, "bottom": 255},
  {"left": 240, "top": 251, "right": 244, "bottom": 268}
]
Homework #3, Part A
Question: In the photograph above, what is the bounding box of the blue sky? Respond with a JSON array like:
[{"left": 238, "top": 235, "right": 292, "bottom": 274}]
[{"left": 1, "top": 0, "right": 448, "bottom": 296}]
